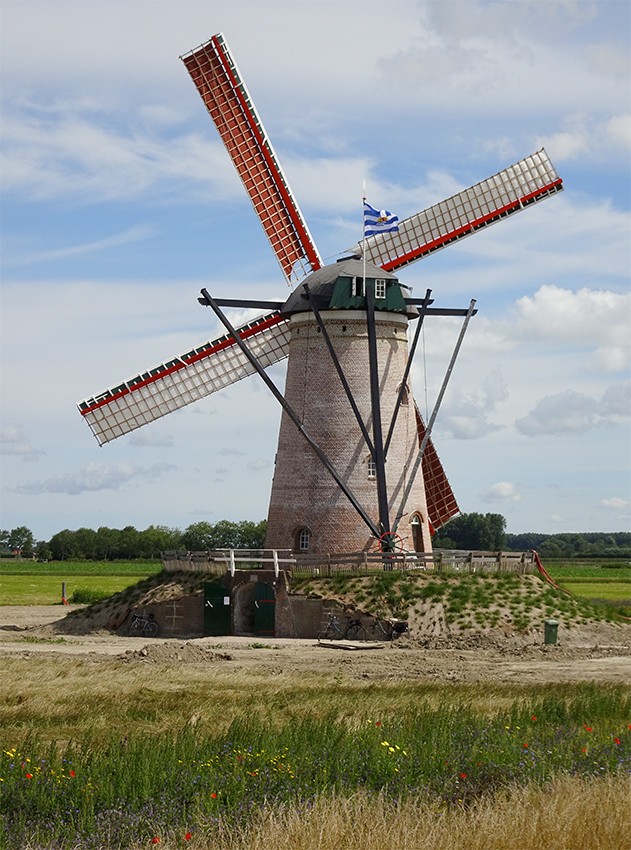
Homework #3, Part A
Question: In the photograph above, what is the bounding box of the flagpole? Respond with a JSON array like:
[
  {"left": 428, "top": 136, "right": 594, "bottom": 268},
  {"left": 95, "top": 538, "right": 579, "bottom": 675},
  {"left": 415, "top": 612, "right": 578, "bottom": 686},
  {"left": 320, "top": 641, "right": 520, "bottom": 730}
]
[{"left": 362, "top": 181, "right": 367, "bottom": 293}]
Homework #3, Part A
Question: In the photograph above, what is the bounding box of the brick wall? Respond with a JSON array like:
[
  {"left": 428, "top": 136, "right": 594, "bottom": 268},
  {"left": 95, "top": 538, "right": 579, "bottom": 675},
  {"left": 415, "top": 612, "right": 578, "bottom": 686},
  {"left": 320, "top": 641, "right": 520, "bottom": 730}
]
[{"left": 266, "top": 310, "right": 432, "bottom": 554}]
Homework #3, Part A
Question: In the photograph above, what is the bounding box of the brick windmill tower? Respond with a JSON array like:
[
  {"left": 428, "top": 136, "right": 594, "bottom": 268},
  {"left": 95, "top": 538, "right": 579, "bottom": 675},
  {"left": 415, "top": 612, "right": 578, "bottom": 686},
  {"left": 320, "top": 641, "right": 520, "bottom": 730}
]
[{"left": 78, "top": 34, "right": 563, "bottom": 556}]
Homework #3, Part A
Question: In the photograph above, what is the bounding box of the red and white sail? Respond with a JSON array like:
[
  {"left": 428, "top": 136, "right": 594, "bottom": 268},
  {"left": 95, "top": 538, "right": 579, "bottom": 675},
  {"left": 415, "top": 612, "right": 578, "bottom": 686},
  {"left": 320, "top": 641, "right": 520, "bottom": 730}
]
[
  {"left": 78, "top": 313, "right": 290, "bottom": 445},
  {"left": 353, "top": 149, "right": 562, "bottom": 272},
  {"left": 181, "top": 33, "right": 322, "bottom": 284}
]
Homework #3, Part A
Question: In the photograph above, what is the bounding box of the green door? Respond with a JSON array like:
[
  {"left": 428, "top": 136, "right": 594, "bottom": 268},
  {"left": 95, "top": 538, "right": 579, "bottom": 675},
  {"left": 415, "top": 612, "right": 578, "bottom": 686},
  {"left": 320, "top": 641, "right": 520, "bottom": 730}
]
[
  {"left": 253, "top": 582, "right": 275, "bottom": 636},
  {"left": 203, "top": 583, "right": 231, "bottom": 636}
]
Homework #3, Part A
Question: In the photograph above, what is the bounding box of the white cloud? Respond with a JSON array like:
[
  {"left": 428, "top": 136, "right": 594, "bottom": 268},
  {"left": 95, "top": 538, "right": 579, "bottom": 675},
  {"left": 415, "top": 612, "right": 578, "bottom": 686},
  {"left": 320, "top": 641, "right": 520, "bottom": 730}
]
[
  {"left": 516, "top": 383, "right": 630, "bottom": 436},
  {"left": 601, "top": 497, "right": 629, "bottom": 510},
  {"left": 14, "top": 462, "right": 176, "bottom": 496},
  {"left": 509, "top": 285, "right": 631, "bottom": 373},
  {"left": 483, "top": 481, "right": 522, "bottom": 503},
  {"left": 0, "top": 424, "right": 43, "bottom": 460},
  {"left": 435, "top": 369, "right": 509, "bottom": 439},
  {"left": 128, "top": 430, "right": 174, "bottom": 448}
]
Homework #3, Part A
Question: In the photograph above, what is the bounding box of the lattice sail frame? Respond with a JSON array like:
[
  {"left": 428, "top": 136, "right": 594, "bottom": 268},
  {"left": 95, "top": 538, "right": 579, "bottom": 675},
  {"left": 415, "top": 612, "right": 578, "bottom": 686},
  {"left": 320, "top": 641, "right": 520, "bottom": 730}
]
[
  {"left": 181, "top": 34, "right": 322, "bottom": 284},
  {"left": 78, "top": 313, "right": 290, "bottom": 445},
  {"left": 414, "top": 403, "right": 459, "bottom": 530},
  {"left": 356, "top": 149, "right": 562, "bottom": 272}
]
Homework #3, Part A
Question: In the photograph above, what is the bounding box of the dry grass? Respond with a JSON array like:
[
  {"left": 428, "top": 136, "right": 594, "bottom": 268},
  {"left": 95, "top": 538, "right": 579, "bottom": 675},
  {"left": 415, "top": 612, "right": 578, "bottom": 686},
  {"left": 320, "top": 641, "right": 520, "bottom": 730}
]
[
  {"left": 1, "top": 653, "right": 613, "bottom": 742},
  {"left": 123, "top": 774, "right": 630, "bottom": 850}
]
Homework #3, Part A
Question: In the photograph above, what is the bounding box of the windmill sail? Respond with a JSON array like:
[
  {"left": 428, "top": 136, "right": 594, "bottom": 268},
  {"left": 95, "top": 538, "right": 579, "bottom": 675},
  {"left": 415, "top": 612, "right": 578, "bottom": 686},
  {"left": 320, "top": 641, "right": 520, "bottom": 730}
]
[
  {"left": 414, "top": 403, "right": 459, "bottom": 530},
  {"left": 181, "top": 33, "right": 322, "bottom": 284},
  {"left": 78, "top": 313, "right": 290, "bottom": 445},
  {"left": 354, "top": 149, "right": 562, "bottom": 272}
]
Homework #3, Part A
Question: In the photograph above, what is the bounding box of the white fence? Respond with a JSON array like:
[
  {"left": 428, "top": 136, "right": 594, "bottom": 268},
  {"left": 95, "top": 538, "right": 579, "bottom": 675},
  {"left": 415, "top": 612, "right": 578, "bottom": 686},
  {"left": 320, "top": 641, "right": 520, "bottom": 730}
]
[{"left": 162, "top": 548, "right": 536, "bottom": 577}]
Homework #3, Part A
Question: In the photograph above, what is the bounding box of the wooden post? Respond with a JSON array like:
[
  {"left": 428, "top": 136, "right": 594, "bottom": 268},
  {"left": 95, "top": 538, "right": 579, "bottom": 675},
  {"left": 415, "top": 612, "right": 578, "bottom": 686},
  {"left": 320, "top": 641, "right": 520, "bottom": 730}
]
[{"left": 61, "top": 582, "right": 68, "bottom": 605}]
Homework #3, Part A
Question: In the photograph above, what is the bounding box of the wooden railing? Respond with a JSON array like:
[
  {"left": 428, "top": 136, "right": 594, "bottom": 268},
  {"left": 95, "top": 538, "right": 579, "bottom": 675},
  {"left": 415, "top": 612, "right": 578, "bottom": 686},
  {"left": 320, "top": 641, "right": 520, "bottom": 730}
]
[{"left": 162, "top": 548, "right": 536, "bottom": 577}]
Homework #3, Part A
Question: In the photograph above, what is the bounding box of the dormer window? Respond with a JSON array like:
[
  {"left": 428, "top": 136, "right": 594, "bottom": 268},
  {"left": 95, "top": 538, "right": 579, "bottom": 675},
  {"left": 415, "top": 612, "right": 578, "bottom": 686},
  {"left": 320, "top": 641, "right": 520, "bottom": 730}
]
[
  {"left": 375, "top": 279, "right": 387, "bottom": 299},
  {"left": 351, "top": 276, "right": 364, "bottom": 297}
]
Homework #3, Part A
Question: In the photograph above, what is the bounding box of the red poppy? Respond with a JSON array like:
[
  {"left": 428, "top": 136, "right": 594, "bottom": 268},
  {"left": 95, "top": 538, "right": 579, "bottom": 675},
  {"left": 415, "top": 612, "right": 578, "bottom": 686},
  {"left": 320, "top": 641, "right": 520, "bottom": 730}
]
[
  {"left": 531, "top": 715, "right": 537, "bottom": 721},
  {"left": 25, "top": 773, "right": 33, "bottom": 779},
  {"left": 584, "top": 725, "right": 592, "bottom": 732},
  {"left": 614, "top": 737, "right": 621, "bottom": 745},
  {"left": 375, "top": 721, "right": 382, "bottom": 727},
  {"left": 210, "top": 792, "right": 218, "bottom": 799},
  {"left": 459, "top": 772, "right": 467, "bottom": 779},
  {"left": 581, "top": 747, "right": 588, "bottom": 753},
  {"left": 151, "top": 838, "right": 160, "bottom": 845},
  {"left": 69, "top": 769, "right": 76, "bottom": 778},
  {"left": 184, "top": 833, "right": 193, "bottom": 841},
  {"left": 523, "top": 742, "right": 529, "bottom": 748}
]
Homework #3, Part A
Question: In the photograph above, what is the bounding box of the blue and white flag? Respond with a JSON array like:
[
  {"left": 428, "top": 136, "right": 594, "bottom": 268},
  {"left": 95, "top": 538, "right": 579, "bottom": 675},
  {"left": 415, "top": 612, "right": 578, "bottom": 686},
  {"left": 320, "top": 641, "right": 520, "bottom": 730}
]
[{"left": 363, "top": 201, "right": 399, "bottom": 237}]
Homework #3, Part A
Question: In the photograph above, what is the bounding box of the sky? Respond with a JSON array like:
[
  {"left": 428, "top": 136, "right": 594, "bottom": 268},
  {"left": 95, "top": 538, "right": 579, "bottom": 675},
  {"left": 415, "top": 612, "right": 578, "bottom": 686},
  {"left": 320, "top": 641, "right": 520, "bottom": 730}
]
[{"left": 1, "top": 0, "right": 630, "bottom": 543}]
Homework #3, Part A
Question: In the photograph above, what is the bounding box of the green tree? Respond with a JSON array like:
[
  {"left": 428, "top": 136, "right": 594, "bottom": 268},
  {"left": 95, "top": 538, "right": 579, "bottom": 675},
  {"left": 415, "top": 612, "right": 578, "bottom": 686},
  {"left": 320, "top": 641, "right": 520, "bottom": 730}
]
[
  {"left": 94, "top": 527, "right": 120, "bottom": 560},
  {"left": 34, "top": 540, "right": 53, "bottom": 561},
  {"left": 72, "top": 527, "right": 99, "bottom": 559},
  {"left": 8, "top": 526, "right": 35, "bottom": 557},
  {"left": 139, "top": 525, "right": 182, "bottom": 558},
  {"left": 49, "top": 529, "right": 77, "bottom": 561},
  {"left": 181, "top": 522, "right": 214, "bottom": 551},
  {"left": 433, "top": 512, "right": 506, "bottom": 550}
]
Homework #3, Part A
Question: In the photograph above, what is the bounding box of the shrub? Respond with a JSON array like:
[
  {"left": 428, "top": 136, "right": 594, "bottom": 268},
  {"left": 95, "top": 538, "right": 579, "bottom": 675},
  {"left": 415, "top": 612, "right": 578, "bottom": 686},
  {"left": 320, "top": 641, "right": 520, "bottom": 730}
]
[{"left": 69, "top": 588, "right": 110, "bottom": 605}]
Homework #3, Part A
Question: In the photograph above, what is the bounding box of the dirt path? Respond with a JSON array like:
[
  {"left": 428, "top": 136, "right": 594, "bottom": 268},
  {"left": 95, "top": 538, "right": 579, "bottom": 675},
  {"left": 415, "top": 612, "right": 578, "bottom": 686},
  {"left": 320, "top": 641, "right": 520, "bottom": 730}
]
[{"left": 2, "top": 605, "right": 631, "bottom": 685}]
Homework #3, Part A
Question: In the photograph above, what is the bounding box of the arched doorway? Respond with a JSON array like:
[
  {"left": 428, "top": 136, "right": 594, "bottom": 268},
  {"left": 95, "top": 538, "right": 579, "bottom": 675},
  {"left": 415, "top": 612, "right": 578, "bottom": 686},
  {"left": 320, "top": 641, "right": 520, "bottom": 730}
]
[{"left": 233, "top": 580, "right": 276, "bottom": 636}]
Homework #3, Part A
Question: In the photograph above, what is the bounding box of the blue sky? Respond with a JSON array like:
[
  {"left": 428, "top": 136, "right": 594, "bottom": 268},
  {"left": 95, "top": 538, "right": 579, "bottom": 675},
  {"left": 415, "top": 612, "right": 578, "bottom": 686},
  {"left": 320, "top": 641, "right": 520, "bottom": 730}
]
[{"left": 1, "top": 0, "right": 629, "bottom": 542}]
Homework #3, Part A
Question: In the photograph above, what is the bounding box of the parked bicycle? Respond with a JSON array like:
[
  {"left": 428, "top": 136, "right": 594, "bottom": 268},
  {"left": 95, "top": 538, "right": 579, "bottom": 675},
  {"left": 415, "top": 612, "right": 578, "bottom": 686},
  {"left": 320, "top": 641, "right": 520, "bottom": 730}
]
[
  {"left": 127, "top": 613, "right": 159, "bottom": 637},
  {"left": 369, "top": 617, "right": 409, "bottom": 641},
  {"left": 319, "top": 611, "right": 367, "bottom": 642}
]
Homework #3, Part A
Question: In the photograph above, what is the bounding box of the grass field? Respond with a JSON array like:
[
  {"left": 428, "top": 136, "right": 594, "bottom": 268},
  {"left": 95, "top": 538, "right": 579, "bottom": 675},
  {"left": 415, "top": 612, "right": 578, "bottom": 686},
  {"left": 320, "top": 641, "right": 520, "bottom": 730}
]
[
  {"left": 1, "top": 557, "right": 630, "bottom": 849},
  {"left": 0, "top": 655, "right": 629, "bottom": 850},
  {"left": 0, "top": 561, "right": 161, "bottom": 605},
  {"left": 561, "top": 581, "right": 631, "bottom": 600}
]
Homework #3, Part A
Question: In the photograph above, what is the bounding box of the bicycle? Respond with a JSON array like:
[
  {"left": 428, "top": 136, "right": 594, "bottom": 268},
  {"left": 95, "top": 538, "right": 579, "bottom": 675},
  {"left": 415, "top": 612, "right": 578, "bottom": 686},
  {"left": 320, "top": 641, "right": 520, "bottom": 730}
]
[
  {"left": 127, "top": 613, "right": 159, "bottom": 637},
  {"left": 319, "top": 612, "right": 366, "bottom": 642},
  {"left": 369, "top": 617, "right": 409, "bottom": 641}
]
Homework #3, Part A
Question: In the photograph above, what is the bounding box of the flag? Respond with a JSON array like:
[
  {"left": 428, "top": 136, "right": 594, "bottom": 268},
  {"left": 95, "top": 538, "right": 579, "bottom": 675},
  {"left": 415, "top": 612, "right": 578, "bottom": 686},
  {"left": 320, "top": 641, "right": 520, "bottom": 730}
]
[{"left": 363, "top": 201, "right": 399, "bottom": 237}]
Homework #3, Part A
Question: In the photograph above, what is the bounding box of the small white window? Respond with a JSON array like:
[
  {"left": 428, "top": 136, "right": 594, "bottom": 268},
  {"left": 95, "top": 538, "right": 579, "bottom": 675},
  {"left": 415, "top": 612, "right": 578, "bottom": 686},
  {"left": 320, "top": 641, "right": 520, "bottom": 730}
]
[
  {"left": 298, "top": 528, "right": 311, "bottom": 550},
  {"left": 375, "top": 279, "right": 387, "bottom": 299},
  {"left": 367, "top": 457, "right": 377, "bottom": 479},
  {"left": 351, "top": 276, "right": 364, "bottom": 297}
]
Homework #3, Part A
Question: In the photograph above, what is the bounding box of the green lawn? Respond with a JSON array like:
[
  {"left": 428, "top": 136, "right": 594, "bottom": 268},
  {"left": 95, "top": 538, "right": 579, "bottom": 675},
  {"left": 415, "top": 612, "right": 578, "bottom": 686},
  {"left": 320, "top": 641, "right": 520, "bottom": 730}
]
[
  {"left": 0, "top": 560, "right": 161, "bottom": 604},
  {"left": 0, "top": 559, "right": 161, "bottom": 576},
  {"left": 0, "top": 574, "right": 146, "bottom": 605},
  {"left": 559, "top": 581, "right": 631, "bottom": 601}
]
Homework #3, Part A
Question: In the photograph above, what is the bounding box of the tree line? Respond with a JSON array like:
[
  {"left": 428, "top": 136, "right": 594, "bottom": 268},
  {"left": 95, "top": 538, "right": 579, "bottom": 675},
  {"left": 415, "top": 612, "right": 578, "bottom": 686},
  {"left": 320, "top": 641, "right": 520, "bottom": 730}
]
[
  {"left": 432, "top": 513, "right": 630, "bottom": 560},
  {"left": 1, "top": 516, "right": 629, "bottom": 561},
  {"left": 0, "top": 521, "right": 267, "bottom": 561}
]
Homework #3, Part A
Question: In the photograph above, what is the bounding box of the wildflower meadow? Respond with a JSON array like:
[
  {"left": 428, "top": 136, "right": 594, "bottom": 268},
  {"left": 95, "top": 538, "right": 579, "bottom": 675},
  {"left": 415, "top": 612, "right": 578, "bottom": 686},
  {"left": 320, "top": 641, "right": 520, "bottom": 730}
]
[{"left": 1, "top": 683, "right": 629, "bottom": 849}]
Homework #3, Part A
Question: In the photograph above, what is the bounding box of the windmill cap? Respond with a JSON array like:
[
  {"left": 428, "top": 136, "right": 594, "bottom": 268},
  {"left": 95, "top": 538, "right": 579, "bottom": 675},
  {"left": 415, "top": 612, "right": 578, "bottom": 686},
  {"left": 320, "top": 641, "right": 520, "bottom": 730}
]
[{"left": 280, "top": 258, "right": 418, "bottom": 318}]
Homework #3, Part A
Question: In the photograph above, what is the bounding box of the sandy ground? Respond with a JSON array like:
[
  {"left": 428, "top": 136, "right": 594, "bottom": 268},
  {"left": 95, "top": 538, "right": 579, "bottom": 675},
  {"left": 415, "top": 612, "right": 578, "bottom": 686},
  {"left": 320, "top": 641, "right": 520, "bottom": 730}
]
[{"left": 1, "top": 605, "right": 631, "bottom": 685}]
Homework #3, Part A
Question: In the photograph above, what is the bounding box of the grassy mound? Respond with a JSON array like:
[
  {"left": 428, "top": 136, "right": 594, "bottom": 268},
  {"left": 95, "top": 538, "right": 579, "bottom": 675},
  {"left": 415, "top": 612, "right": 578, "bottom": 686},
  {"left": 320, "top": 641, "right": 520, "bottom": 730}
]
[{"left": 293, "top": 570, "right": 625, "bottom": 636}]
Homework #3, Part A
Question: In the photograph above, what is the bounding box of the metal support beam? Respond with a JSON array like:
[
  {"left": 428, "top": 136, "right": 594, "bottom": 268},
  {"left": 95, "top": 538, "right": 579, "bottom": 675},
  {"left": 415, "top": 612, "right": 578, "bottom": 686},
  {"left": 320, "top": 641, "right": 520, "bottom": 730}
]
[
  {"left": 199, "top": 288, "right": 381, "bottom": 539},
  {"left": 383, "top": 288, "right": 433, "bottom": 458},
  {"left": 392, "top": 299, "right": 477, "bottom": 533},
  {"left": 365, "top": 281, "right": 391, "bottom": 543},
  {"left": 304, "top": 285, "right": 375, "bottom": 457},
  {"left": 198, "top": 297, "right": 284, "bottom": 310}
]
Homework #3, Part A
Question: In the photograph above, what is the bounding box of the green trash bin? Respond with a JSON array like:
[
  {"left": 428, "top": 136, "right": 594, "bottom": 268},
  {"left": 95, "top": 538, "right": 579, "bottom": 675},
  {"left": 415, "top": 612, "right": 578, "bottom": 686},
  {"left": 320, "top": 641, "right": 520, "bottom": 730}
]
[{"left": 544, "top": 619, "right": 559, "bottom": 645}]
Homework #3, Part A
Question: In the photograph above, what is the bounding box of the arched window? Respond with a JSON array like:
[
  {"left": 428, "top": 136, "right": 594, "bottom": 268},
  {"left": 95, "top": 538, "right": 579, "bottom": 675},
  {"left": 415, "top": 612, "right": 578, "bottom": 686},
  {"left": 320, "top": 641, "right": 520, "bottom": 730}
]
[
  {"left": 410, "top": 513, "right": 424, "bottom": 553},
  {"left": 296, "top": 528, "right": 311, "bottom": 551},
  {"left": 396, "top": 382, "right": 409, "bottom": 406}
]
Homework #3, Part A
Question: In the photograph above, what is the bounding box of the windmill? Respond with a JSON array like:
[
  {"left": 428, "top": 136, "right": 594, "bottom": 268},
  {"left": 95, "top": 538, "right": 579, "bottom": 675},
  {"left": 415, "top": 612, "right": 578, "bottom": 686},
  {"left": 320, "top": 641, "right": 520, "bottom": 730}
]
[{"left": 78, "top": 33, "right": 563, "bottom": 556}]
